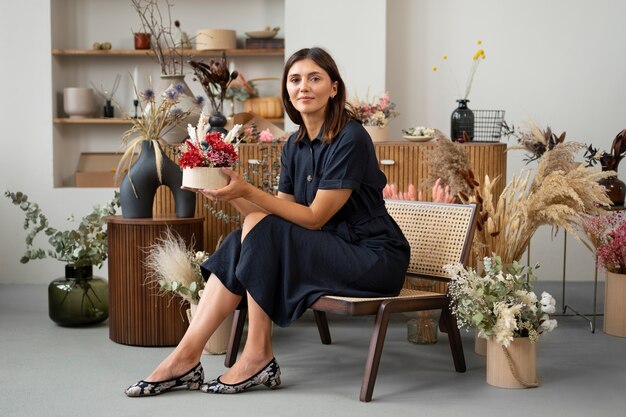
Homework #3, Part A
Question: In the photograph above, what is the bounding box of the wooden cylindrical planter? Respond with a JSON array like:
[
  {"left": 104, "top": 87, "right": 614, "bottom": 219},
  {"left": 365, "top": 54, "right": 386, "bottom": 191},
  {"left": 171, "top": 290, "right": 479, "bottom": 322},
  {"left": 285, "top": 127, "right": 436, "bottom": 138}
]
[
  {"left": 187, "top": 305, "right": 234, "bottom": 354},
  {"left": 604, "top": 271, "right": 626, "bottom": 337},
  {"left": 475, "top": 330, "right": 487, "bottom": 356},
  {"left": 107, "top": 215, "right": 204, "bottom": 346},
  {"left": 486, "top": 336, "right": 537, "bottom": 388}
]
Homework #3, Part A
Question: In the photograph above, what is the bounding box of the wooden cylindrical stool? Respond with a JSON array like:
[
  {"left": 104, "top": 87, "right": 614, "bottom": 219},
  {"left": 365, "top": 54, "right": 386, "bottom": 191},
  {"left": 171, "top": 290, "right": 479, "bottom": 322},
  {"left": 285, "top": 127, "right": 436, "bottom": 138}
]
[{"left": 107, "top": 215, "right": 204, "bottom": 346}]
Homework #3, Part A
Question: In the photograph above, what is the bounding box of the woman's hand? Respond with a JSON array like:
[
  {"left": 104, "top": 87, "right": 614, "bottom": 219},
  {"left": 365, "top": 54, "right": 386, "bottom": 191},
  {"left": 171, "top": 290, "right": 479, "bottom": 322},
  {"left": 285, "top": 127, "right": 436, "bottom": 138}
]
[
  {"left": 196, "top": 168, "right": 251, "bottom": 203},
  {"left": 180, "top": 168, "right": 248, "bottom": 202}
]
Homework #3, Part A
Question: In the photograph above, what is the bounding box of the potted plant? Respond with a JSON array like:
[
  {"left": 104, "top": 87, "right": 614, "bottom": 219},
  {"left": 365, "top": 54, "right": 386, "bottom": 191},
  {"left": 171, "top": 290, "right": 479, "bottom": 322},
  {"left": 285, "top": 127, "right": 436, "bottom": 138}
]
[
  {"left": 349, "top": 91, "right": 399, "bottom": 142},
  {"left": 583, "top": 210, "right": 626, "bottom": 337},
  {"left": 179, "top": 112, "right": 242, "bottom": 190},
  {"left": 189, "top": 53, "right": 238, "bottom": 133},
  {"left": 4, "top": 191, "right": 120, "bottom": 326},
  {"left": 145, "top": 229, "right": 233, "bottom": 354},
  {"left": 445, "top": 255, "right": 558, "bottom": 388}
]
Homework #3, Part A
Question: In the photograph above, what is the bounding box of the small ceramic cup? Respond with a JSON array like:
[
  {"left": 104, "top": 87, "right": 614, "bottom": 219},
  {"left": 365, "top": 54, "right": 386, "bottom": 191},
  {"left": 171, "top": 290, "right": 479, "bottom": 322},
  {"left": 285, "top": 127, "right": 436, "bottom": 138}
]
[{"left": 134, "top": 32, "right": 151, "bottom": 50}]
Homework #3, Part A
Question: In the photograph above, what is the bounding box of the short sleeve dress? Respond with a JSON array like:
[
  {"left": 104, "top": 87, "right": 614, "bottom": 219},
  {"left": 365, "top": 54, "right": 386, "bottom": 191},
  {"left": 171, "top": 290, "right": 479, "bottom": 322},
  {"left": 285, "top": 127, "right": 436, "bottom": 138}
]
[{"left": 201, "top": 120, "right": 410, "bottom": 327}]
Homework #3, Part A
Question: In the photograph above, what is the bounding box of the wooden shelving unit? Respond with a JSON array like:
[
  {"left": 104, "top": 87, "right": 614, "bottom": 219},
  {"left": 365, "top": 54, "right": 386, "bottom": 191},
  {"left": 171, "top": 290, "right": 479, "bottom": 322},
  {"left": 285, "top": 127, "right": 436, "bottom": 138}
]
[
  {"left": 52, "top": 48, "right": 284, "bottom": 57},
  {"left": 53, "top": 117, "right": 132, "bottom": 124}
]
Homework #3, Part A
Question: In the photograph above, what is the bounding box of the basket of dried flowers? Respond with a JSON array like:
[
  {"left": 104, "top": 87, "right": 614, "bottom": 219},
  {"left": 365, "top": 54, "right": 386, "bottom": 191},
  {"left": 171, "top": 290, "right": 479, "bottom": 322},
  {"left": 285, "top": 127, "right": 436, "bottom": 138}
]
[{"left": 242, "top": 77, "right": 283, "bottom": 119}]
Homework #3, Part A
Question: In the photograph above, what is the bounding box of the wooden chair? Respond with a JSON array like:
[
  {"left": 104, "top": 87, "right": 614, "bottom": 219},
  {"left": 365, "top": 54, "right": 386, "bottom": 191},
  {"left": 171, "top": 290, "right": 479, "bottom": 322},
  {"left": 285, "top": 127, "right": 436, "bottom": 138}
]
[{"left": 224, "top": 200, "right": 477, "bottom": 402}]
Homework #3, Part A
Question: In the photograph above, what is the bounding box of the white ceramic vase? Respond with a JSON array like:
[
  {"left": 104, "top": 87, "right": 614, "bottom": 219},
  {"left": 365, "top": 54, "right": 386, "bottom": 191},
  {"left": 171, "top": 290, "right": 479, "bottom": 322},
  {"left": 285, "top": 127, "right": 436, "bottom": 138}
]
[
  {"left": 182, "top": 167, "right": 229, "bottom": 190},
  {"left": 63, "top": 87, "right": 95, "bottom": 118}
]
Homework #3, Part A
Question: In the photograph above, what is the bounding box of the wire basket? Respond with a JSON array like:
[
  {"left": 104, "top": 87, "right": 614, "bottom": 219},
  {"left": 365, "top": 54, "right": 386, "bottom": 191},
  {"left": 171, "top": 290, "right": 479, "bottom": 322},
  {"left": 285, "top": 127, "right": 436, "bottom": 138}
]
[{"left": 473, "top": 110, "right": 506, "bottom": 142}]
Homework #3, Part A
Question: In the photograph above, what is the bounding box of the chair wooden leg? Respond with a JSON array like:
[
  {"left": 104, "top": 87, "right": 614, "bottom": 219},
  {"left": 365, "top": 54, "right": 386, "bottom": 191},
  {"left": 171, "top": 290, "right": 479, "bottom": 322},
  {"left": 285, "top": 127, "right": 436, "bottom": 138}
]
[
  {"left": 360, "top": 302, "right": 392, "bottom": 402},
  {"left": 224, "top": 308, "right": 247, "bottom": 368},
  {"left": 313, "top": 310, "right": 332, "bottom": 345},
  {"left": 441, "top": 304, "right": 466, "bottom": 372}
]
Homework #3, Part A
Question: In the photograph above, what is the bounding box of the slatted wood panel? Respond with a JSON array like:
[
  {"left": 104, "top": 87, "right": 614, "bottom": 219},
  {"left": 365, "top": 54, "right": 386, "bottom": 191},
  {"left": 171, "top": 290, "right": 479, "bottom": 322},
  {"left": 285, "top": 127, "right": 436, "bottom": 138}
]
[
  {"left": 107, "top": 215, "right": 204, "bottom": 346},
  {"left": 155, "top": 142, "right": 506, "bottom": 257}
]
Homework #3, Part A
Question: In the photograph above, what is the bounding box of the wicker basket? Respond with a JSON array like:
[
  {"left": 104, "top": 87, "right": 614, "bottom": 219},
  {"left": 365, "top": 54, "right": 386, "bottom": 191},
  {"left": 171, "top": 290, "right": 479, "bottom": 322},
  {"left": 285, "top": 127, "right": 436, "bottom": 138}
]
[{"left": 243, "top": 77, "right": 283, "bottom": 119}]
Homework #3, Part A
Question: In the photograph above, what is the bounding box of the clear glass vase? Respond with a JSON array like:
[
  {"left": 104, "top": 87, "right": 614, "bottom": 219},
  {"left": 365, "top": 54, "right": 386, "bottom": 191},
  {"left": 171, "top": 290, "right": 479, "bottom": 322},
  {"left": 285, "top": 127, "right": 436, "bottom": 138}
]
[{"left": 48, "top": 265, "right": 108, "bottom": 326}]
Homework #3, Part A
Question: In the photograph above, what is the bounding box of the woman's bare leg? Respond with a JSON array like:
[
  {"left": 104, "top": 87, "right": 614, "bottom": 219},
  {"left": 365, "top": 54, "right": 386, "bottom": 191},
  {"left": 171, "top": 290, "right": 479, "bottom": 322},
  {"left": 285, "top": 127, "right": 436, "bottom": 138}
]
[
  {"left": 144, "top": 275, "right": 241, "bottom": 381},
  {"left": 218, "top": 211, "right": 274, "bottom": 383},
  {"left": 219, "top": 291, "right": 274, "bottom": 383}
]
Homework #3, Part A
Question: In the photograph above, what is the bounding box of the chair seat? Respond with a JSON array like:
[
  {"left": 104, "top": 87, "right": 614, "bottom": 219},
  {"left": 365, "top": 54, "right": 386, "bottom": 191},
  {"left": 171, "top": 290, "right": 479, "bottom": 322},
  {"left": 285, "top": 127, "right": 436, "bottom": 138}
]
[{"left": 312, "top": 289, "right": 445, "bottom": 316}]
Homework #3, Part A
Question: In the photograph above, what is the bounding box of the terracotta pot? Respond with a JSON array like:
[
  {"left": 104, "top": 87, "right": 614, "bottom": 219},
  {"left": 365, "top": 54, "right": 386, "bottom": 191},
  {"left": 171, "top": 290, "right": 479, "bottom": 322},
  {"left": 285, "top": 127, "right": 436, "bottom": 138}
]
[
  {"left": 486, "top": 336, "right": 538, "bottom": 389},
  {"left": 134, "top": 32, "right": 151, "bottom": 50},
  {"left": 604, "top": 271, "right": 626, "bottom": 337}
]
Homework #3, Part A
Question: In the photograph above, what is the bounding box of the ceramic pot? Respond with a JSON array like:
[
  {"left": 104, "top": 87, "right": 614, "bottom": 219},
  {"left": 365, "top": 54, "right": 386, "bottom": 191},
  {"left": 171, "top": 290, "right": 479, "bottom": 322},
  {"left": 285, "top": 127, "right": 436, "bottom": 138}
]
[
  {"left": 134, "top": 32, "right": 151, "bottom": 50},
  {"left": 63, "top": 87, "right": 95, "bottom": 119},
  {"left": 451, "top": 99, "right": 474, "bottom": 142},
  {"left": 48, "top": 265, "right": 108, "bottom": 326},
  {"left": 364, "top": 125, "right": 389, "bottom": 142},
  {"left": 187, "top": 305, "right": 234, "bottom": 354},
  {"left": 182, "top": 167, "right": 230, "bottom": 190},
  {"left": 486, "top": 336, "right": 538, "bottom": 388},
  {"left": 599, "top": 176, "right": 625, "bottom": 206},
  {"left": 604, "top": 271, "right": 626, "bottom": 337},
  {"left": 120, "top": 140, "right": 196, "bottom": 218},
  {"left": 207, "top": 111, "right": 229, "bottom": 136}
]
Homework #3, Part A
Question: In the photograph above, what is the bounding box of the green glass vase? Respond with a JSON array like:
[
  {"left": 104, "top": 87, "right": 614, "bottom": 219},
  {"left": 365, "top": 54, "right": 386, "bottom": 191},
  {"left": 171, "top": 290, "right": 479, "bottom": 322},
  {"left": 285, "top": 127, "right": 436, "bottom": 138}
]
[{"left": 48, "top": 265, "right": 108, "bottom": 326}]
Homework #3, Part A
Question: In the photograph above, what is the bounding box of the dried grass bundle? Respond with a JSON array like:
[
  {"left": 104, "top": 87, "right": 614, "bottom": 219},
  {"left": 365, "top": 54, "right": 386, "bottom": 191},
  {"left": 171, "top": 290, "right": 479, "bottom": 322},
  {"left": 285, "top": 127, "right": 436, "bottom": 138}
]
[
  {"left": 421, "top": 136, "right": 473, "bottom": 199},
  {"left": 145, "top": 228, "right": 206, "bottom": 305},
  {"left": 460, "top": 143, "right": 614, "bottom": 263}
]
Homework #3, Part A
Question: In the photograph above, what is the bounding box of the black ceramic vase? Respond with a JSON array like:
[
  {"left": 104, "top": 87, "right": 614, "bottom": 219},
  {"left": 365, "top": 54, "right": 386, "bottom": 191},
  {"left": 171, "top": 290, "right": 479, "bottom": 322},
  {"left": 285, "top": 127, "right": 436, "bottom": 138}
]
[
  {"left": 48, "top": 265, "right": 108, "bottom": 326},
  {"left": 451, "top": 99, "right": 474, "bottom": 142},
  {"left": 120, "top": 140, "right": 196, "bottom": 218},
  {"left": 208, "top": 111, "right": 229, "bottom": 136}
]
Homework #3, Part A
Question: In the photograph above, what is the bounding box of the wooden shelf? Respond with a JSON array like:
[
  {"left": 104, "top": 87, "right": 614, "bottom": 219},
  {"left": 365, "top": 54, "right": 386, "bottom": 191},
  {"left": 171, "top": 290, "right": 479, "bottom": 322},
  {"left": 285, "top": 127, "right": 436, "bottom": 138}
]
[
  {"left": 52, "top": 48, "right": 284, "bottom": 57},
  {"left": 54, "top": 117, "right": 132, "bottom": 124}
]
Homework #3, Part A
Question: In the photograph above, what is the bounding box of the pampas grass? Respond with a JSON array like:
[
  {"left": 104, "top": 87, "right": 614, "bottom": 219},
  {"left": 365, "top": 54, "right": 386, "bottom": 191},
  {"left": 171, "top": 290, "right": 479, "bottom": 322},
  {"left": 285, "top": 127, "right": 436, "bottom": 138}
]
[
  {"left": 421, "top": 136, "right": 473, "bottom": 200},
  {"left": 460, "top": 142, "right": 614, "bottom": 264},
  {"left": 145, "top": 228, "right": 207, "bottom": 305}
]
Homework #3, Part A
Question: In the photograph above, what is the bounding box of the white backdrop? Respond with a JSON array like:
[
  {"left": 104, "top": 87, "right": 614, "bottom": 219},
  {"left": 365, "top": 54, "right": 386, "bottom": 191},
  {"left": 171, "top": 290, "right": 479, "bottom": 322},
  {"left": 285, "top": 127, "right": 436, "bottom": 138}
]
[{"left": 0, "top": 0, "right": 624, "bottom": 283}]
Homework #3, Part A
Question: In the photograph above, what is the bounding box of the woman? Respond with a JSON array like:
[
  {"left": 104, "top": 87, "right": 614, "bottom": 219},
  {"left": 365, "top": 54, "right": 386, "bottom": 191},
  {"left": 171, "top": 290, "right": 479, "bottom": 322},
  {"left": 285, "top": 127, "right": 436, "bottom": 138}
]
[{"left": 125, "top": 47, "right": 410, "bottom": 397}]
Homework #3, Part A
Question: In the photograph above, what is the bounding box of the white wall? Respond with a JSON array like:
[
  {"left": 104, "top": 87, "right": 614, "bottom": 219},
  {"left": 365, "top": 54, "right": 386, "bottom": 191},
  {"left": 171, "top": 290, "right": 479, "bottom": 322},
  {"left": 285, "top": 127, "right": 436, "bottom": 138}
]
[
  {"left": 1, "top": 0, "right": 624, "bottom": 284},
  {"left": 387, "top": 0, "right": 626, "bottom": 282}
]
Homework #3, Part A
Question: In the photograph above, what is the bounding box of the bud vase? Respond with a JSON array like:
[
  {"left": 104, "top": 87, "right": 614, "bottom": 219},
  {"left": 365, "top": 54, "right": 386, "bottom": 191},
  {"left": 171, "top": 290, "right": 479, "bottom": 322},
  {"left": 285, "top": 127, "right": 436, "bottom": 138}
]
[
  {"left": 451, "top": 99, "right": 474, "bottom": 142},
  {"left": 48, "top": 265, "right": 108, "bottom": 326}
]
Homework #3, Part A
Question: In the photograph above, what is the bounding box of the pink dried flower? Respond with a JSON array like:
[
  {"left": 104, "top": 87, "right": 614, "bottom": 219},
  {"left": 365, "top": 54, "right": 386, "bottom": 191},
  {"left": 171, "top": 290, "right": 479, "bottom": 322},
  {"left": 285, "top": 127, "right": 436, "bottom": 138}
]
[
  {"left": 259, "top": 129, "right": 274, "bottom": 143},
  {"left": 583, "top": 211, "right": 626, "bottom": 273}
]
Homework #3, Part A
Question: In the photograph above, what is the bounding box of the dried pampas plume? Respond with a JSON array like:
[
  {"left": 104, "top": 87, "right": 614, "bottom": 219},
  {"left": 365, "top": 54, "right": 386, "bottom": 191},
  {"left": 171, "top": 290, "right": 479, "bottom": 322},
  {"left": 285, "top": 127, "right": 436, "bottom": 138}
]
[
  {"left": 421, "top": 135, "right": 473, "bottom": 200},
  {"left": 145, "top": 228, "right": 200, "bottom": 304}
]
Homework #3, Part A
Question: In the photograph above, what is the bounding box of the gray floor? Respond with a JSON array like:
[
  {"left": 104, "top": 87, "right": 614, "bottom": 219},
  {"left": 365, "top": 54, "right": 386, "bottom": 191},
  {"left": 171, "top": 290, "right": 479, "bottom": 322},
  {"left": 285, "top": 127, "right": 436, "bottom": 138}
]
[{"left": 1, "top": 281, "right": 625, "bottom": 417}]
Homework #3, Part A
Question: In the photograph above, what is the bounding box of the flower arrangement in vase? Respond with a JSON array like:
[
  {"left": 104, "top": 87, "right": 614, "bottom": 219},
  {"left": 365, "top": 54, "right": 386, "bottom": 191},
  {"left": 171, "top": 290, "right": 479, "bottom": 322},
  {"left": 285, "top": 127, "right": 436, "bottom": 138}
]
[
  {"left": 189, "top": 53, "right": 239, "bottom": 134},
  {"left": 4, "top": 191, "right": 120, "bottom": 325},
  {"left": 179, "top": 112, "right": 242, "bottom": 190},
  {"left": 445, "top": 255, "right": 557, "bottom": 387},
  {"left": 433, "top": 40, "right": 486, "bottom": 142},
  {"left": 350, "top": 91, "right": 399, "bottom": 142},
  {"left": 583, "top": 210, "right": 626, "bottom": 336}
]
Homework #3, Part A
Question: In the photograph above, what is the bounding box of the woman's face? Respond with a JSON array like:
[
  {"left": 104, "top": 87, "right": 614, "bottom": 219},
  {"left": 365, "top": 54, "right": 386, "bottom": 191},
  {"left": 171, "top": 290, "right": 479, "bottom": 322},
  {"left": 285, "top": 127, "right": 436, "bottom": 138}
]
[{"left": 286, "top": 58, "right": 337, "bottom": 120}]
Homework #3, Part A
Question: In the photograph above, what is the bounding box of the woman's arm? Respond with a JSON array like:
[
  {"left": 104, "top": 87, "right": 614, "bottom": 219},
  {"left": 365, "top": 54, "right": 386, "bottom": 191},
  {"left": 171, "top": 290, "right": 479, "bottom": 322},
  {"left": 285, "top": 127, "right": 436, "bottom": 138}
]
[
  {"left": 202, "top": 169, "right": 351, "bottom": 230},
  {"left": 227, "top": 192, "right": 295, "bottom": 217}
]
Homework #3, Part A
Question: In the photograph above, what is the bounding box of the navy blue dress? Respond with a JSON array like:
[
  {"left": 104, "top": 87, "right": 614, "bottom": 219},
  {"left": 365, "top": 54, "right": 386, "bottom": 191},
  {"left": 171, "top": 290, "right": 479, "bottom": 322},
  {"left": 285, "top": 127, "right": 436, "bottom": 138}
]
[{"left": 201, "top": 120, "right": 410, "bottom": 327}]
